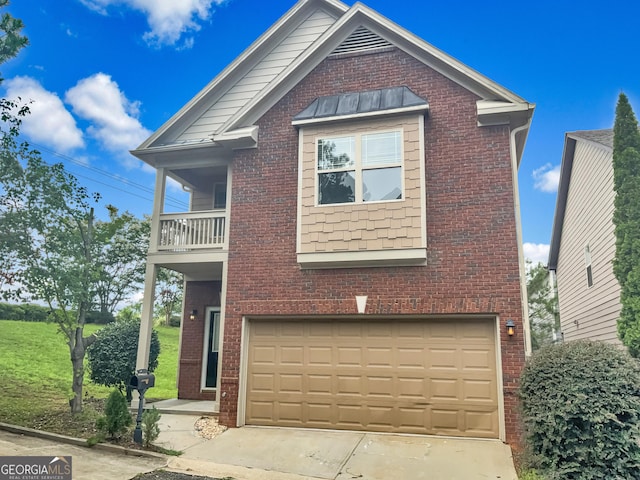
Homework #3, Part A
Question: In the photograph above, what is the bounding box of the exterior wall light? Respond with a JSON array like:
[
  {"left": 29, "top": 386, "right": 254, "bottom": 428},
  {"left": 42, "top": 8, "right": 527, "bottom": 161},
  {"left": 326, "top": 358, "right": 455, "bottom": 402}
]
[
  {"left": 189, "top": 309, "right": 198, "bottom": 321},
  {"left": 506, "top": 319, "right": 515, "bottom": 337}
]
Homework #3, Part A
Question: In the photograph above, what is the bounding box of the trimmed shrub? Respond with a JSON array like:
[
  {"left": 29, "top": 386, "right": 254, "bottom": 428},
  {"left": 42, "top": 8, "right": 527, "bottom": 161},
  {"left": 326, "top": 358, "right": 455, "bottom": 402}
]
[
  {"left": 87, "top": 319, "right": 160, "bottom": 397},
  {"left": 96, "top": 389, "right": 132, "bottom": 439},
  {"left": 141, "top": 406, "right": 161, "bottom": 448},
  {"left": 519, "top": 340, "right": 640, "bottom": 479}
]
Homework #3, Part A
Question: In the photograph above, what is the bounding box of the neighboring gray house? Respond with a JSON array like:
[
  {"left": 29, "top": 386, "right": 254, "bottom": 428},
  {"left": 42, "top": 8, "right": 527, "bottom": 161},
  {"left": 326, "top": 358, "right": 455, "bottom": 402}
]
[{"left": 548, "top": 129, "right": 622, "bottom": 345}]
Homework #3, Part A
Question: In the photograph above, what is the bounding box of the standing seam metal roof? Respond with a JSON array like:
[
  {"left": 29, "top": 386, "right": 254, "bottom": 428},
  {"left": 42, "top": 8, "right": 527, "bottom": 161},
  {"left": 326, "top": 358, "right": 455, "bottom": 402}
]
[{"left": 293, "top": 86, "right": 428, "bottom": 120}]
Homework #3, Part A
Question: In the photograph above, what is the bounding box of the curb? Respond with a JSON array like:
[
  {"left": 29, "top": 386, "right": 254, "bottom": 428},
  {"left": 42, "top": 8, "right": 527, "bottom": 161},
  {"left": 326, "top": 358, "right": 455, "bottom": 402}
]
[{"left": 0, "top": 422, "right": 168, "bottom": 461}]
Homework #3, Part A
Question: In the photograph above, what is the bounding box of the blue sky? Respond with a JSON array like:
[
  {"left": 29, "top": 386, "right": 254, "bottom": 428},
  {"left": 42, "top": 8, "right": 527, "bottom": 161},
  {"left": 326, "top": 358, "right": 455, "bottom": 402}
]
[{"left": 3, "top": 0, "right": 640, "bottom": 265}]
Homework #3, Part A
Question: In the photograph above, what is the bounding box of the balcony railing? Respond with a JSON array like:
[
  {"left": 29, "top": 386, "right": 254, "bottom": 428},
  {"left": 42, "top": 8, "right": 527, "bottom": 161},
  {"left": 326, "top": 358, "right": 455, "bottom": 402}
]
[{"left": 157, "top": 210, "right": 226, "bottom": 251}]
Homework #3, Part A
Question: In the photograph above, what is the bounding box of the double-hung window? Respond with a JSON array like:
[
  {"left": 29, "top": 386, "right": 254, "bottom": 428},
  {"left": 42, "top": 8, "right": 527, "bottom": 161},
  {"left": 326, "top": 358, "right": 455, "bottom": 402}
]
[{"left": 317, "top": 130, "right": 403, "bottom": 205}]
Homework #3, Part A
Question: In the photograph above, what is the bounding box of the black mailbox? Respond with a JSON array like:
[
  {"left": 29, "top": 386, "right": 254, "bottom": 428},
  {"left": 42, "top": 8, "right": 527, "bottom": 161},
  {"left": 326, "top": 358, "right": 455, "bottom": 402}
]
[
  {"left": 130, "top": 369, "right": 155, "bottom": 445},
  {"left": 130, "top": 369, "right": 155, "bottom": 393}
]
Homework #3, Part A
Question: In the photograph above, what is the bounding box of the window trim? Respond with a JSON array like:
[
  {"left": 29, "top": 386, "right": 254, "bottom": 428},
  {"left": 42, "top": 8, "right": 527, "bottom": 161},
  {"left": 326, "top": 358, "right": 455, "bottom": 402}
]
[{"left": 315, "top": 128, "right": 404, "bottom": 206}]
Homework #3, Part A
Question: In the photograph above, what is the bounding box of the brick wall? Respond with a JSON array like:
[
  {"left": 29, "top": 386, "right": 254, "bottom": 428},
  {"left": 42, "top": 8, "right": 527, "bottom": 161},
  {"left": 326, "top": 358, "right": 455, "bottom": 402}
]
[
  {"left": 178, "top": 280, "right": 221, "bottom": 401},
  {"left": 214, "top": 48, "right": 525, "bottom": 445}
]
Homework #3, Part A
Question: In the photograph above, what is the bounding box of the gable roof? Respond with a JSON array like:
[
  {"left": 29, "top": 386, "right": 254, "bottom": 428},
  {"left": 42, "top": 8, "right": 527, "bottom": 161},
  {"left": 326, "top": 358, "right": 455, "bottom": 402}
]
[
  {"left": 548, "top": 129, "right": 614, "bottom": 270},
  {"left": 132, "top": 0, "right": 534, "bottom": 164}
]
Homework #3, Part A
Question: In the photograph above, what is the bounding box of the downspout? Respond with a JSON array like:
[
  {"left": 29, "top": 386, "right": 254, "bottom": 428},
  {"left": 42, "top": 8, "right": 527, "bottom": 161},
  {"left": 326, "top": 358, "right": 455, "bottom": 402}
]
[{"left": 510, "top": 118, "right": 533, "bottom": 356}]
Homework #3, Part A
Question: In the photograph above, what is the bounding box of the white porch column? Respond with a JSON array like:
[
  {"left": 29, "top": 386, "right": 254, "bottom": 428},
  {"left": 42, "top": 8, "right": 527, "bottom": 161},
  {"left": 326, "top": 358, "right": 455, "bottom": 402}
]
[
  {"left": 148, "top": 167, "right": 166, "bottom": 254},
  {"left": 136, "top": 262, "right": 157, "bottom": 372}
]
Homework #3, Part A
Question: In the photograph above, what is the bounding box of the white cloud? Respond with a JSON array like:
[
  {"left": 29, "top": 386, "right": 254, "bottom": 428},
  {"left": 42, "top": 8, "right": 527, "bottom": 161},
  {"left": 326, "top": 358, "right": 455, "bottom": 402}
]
[
  {"left": 64, "top": 73, "right": 151, "bottom": 168},
  {"left": 3, "top": 76, "right": 85, "bottom": 152},
  {"left": 532, "top": 163, "right": 561, "bottom": 193},
  {"left": 80, "top": 0, "right": 227, "bottom": 47},
  {"left": 523, "top": 242, "right": 550, "bottom": 266}
]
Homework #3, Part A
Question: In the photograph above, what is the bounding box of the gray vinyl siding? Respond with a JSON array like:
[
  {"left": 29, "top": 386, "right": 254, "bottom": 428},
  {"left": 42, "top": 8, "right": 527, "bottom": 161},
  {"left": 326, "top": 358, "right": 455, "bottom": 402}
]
[
  {"left": 191, "top": 188, "right": 214, "bottom": 211},
  {"left": 178, "top": 9, "right": 337, "bottom": 142},
  {"left": 190, "top": 174, "right": 227, "bottom": 211},
  {"left": 556, "top": 140, "right": 621, "bottom": 345}
]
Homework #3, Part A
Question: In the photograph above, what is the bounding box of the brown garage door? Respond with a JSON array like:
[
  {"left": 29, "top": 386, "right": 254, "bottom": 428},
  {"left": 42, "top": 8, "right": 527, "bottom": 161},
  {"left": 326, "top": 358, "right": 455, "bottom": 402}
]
[{"left": 245, "top": 318, "right": 499, "bottom": 438}]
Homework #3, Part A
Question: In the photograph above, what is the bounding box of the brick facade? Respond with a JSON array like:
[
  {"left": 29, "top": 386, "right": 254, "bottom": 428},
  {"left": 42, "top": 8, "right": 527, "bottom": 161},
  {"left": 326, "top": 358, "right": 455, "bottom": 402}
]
[
  {"left": 178, "top": 280, "right": 221, "bottom": 401},
  {"left": 181, "top": 48, "right": 526, "bottom": 445}
]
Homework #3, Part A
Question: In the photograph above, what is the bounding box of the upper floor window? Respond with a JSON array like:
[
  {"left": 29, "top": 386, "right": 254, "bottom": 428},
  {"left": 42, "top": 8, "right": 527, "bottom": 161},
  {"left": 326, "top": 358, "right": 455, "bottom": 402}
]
[{"left": 317, "top": 130, "right": 402, "bottom": 205}]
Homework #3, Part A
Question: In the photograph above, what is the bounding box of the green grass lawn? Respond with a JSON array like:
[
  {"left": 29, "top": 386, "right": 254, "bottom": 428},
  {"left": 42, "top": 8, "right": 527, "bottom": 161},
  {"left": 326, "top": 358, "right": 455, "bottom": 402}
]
[{"left": 0, "top": 320, "right": 179, "bottom": 435}]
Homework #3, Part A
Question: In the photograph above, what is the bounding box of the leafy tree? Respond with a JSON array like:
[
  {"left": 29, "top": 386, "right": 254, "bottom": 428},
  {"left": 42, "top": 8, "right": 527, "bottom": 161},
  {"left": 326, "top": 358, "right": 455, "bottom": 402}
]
[
  {"left": 87, "top": 319, "right": 160, "bottom": 401},
  {"left": 93, "top": 207, "right": 150, "bottom": 315},
  {"left": 0, "top": 0, "right": 27, "bottom": 288},
  {"left": 0, "top": 0, "right": 28, "bottom": 80},
  {"left": 0, "top": 100, "right": 101, "bottom": 413},
  {"left": 526, "top": 261, "right": 558, "bottom": 350},
  {"left": 612, "top": 93, "right": 640, "bottom": 356},
  {"left": 155, "top": 267, "right": 183, "bottom": 326}
]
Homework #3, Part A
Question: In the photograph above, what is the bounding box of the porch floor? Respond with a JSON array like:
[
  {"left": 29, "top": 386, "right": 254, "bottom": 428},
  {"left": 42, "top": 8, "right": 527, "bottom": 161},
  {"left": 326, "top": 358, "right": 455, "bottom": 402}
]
[{"left": 146, "top": 399, "right": 218, "bottom": 416}]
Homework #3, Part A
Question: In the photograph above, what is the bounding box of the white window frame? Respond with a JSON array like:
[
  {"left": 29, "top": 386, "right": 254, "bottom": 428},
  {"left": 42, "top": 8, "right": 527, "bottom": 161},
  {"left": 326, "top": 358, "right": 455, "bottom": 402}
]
[{"left": 315, "top": 128, "right": 404, "bottom": 206}]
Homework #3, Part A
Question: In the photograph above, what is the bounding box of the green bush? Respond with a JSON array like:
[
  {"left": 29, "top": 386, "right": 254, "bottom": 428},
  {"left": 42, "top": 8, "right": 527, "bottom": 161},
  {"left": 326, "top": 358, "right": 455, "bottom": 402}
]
[
  {"left": 168, "top": 316, "right": 181, "bottom": 327},
  {"left": 519, "top": 340, "right": 640, "bottom": 479},
  {"left": 87, "top": 319, "right": 160, "bottom": 397},
  {"left": 141, "top": 406, "right": 161, "bottom": 448},
  {"left": 96, "top": 389, "right": 132, "bottom": 439}
]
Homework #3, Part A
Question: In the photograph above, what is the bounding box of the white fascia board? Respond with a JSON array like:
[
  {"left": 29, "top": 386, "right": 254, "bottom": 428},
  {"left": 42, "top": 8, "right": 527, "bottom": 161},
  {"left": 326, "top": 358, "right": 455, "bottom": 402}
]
[
  {"left": 291, "top": 104, "right": 429, "bottom": 126},
  {"left": 136, "top": 0, "right": 349, "bottom": 152},
  {"left": 476, "top": 100, "right": 535, "bottom": 127},
  {"left": 223, "top": 2, "right": 533, "bottom": 132}
]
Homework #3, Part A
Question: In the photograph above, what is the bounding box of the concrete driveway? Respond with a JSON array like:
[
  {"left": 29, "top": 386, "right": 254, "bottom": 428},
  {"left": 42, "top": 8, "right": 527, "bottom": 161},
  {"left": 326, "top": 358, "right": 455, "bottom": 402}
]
[{"left": 168, "top": 424, "right": 519, "bottom": 480}]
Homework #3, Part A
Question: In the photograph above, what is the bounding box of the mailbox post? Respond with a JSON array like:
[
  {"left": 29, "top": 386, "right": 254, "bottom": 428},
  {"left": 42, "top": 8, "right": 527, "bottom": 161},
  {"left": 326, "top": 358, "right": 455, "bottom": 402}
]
[{"left": 130, "top": 369, "right": 155, "bottom": 445}]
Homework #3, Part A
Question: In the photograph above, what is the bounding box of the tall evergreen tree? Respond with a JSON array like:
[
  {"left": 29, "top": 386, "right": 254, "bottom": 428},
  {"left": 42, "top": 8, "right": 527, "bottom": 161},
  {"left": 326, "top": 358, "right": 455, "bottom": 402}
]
[{"left": 613, "top": 93, "right": 640, "bottom": 356}]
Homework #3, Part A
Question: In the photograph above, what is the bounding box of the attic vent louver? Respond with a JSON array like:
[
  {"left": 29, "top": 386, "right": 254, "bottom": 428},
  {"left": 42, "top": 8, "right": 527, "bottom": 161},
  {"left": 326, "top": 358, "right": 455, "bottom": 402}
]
[{"left": 331, "top": 26, "right": 392, "bottom": 55}]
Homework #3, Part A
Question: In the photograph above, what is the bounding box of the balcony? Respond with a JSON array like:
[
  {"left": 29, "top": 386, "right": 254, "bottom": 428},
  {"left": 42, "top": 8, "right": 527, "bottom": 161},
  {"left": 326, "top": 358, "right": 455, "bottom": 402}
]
[{"left": 156, "top": 210, "right": 226, "bottom": 251}]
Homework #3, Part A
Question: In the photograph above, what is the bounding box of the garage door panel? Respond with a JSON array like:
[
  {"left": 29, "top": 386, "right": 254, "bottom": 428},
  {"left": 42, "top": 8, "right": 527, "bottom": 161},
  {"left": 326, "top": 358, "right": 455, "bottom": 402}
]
[
  {"left": 246, "top": 318, "right": 499, "bottom": 438},
  {"left": 337, "top": 346, "right": 363, "bottom": 366}
]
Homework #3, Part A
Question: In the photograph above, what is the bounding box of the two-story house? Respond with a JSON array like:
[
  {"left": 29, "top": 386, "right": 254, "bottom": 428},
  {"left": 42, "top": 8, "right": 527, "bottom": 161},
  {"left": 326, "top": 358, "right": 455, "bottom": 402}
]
[
  {"left": 132, "top": 0, "right": 534, "bottom": 445},
  {"left": 548, "top": 130, "right": 622, "bottom": 345}
]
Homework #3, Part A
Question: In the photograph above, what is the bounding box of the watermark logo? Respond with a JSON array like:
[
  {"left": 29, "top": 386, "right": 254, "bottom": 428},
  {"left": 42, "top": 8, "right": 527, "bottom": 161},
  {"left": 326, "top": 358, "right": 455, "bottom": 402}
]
[{"left": 0, "top": 456, "right": 72, "bottom": 480}]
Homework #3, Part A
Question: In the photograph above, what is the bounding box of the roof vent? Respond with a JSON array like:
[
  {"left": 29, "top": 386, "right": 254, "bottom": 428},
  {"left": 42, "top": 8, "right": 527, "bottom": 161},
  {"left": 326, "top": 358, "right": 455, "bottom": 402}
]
[{"left": 331, "top": 26, "right": 392, "bottom": 56}]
